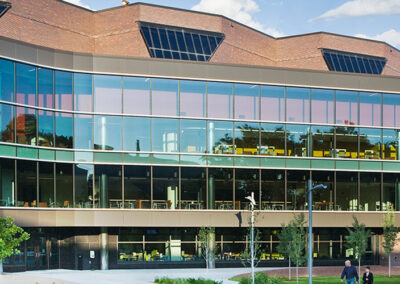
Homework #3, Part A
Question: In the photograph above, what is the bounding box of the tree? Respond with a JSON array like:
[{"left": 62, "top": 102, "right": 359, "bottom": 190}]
[
  {"left": 240, "top": 226, "right": 262, "bottom": 268},
  {"left": 345, "top": 216, "right": 371, "bottom": 277},
  {"left": 198, "top": 227, "right": 217, "bottom": 269},
  {"left": 277, "top": 213, "right": 307, "bottom": 284},
  {"left": 382, "top": 205, "right": 398, "bottom": 278},
  {"left": 0, "top": 217, "right": 30, "bottom": 273}
]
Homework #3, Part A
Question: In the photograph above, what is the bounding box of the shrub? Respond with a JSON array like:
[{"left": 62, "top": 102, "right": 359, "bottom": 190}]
[
  {"left": 238, "top": 272, "right": 284, "bottom": 284},
  {"left": 154, "top": 277, "right": 222, "bottom": 284}
]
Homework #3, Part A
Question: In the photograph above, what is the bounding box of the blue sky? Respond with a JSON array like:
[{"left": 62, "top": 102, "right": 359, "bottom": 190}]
[{"left": 66, "top": 0, "right": 400, "bottom": 48}]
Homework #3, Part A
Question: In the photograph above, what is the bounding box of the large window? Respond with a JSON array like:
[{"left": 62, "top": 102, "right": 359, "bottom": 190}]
[
  {"left": 74, "top": 114, "right": 93, "bottom": 149},
  {"left": 208, "top": 121, "right": 233, "bottom": 154},
  {"left": 94, "top": 75, "right": 122, "bottom": 113},
  {"left": 207, "top": 82, "right": 233, "bottom": 119},
  {"left": 152, "top": 79, "right": 178, "bottom": 116},
  {"left": 55, "top": 71, "right": 73, "bottom": 111},
  {"left": 382, "top": 93, "right": 400, "bottom": 128},
  {"left": 287, "top": 170, "right": 309, "bottom": 210},
  {"left": 16, "top": 63, "right": 36, "bottom": 106},
  {"left": 56, "top": 163, "right": 73, "bottom": 208},
  {"left": 74, "top": 164, "right": 93, "bottom": 208},
  {"left": 235, "top": 169, "right": 259, "bottom": 210},
  {"left": 38, "top": 68, "right": 53, "bottom": 109},
  {"left": 261, "top": 86, "right": 285, "bottom": 122},
  {"left": 286, "top": 87, "right": 310, "bottom": 123},
  {"left": 382, "top": 129, "right": 399, "bottom": 160},
  {"left": 16, "top": 106, "right": 36, "bottom": 145},
  {"left": 336, "top": 91, "right": 358, "bottom": 125},
  {"left": 360, "top": 172, "right": 380, "bottom": 211},
  {"left": 38, "top": 162, "right": 54, "bottom": 208},
  {"left": 335, "top": 127, "right": 358, "bottom": 159},
  {"left": 235, "top": 122, "right": 259, "bottom": 155},
  {"left": 208, "top": 168, "right": 233, "bottom": 210},
  {"left": 94, "top": 115, "right": 122, "bottom": 151},
  {"left": 123, "top": 77, "right": 150, "bottom": 115},
  {"left": 0, "top": 59, "right": 14, "bottom": 102},
  {"left": 359, "top": 128, "right": 381, "bottom": 159},
  {"left": 383, "top": 173, "right": 399, "bottom": 211},
  {"left": 124, "top": 165, "right": 151, "bottom": 209},
  {"left": 55, "top": 112, "right": 73, "bottom": 148},
  {"left": 180, "top": 80, "right": 206, "bottom": 117},
  {"left": 261, "top": 170, "right": 284, "bottom": 210},
  {"left": 94, "top": 165, "right": 122, "bottom": 208},
  {"left": 38, "top": 109, "right": 54, "bottom": 147},
  {"left": 153, "top": 166, "right": 178, "bottom": 209},
  {"left": 312, "top": 171, "right": 334, "bottom": 210},
  {"left": 180, "top": 119, "right": 206, "bottom": 153},
  {"left": 17, "top": 160, "right": 36, "bottom": 207},
  {"left": 234, "top": 84, "right": 259, "bottom": 120},
  {"left": 336, "top": 172, "right": 358, "bottom": 211},
  {"left": 0, "top": 158, "right": 15, "bottom": 207},
  {"left": 74, "top": 73, "right": 92, "bottom": 112},
  {"left": 181, "top": 167, "right": 206, "bottom": 209},
  {"left": 312, "top": 126, "right": 334, "bottom": 158},
  {"left": 152, "top": 118, "right": 179, "bottom": 152},
  {"left": 260, "top": 123, "right": 285, "bottom": 156},
  {"left": 311, "top": 89, "right": 334, "bottom": 124},
  {"left": 123, "top": 117, "right": 151, "bottom": 152},
  {"left": 0, "top": 103, "right": 14, "bottom": 143},
  {"left": 286, "top": 124, "right": 310, "bottom": 157},
  {"left": 359, "top": 92, "right": 381, "bottom": 127}
]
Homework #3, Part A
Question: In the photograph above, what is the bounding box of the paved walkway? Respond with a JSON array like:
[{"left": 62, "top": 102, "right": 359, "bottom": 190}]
[{"left": 1, "top": 267, "right": 276, "bottom": 284}]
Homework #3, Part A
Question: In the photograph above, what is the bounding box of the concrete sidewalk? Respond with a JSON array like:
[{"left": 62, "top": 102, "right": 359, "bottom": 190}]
[{"left": 0, "top": 267, "right": 277, "bottom": 284}]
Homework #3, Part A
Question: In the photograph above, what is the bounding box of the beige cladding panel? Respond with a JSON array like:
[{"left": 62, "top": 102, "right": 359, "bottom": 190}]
[{"left": 0, "top": 209, "right": 395, "bottom": 228}]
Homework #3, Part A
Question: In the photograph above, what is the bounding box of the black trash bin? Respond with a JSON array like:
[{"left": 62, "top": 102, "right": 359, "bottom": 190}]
[{"left": 78, "top": 255, "right": 83, "bottom": 270}]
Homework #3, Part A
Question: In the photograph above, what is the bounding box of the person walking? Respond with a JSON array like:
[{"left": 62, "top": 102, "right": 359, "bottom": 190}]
[
  {"left": 341, "top": 260, "right": 359, "bottom": 284},
  {"left": 362, "top": 266, "right": 373, "bottom": 284}
]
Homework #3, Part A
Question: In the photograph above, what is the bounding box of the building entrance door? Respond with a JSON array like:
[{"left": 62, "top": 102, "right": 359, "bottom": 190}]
[{"left": 26, "top": 234, "right": 48, "bottom": 270}]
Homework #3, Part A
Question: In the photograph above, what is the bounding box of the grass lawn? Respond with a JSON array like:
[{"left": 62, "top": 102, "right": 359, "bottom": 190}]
[
  {"left": 281, "top": 275, "right": 400, "bottom": 283},
  {"left": 231, "top": 275, "right": 400, "bottom": 283}
]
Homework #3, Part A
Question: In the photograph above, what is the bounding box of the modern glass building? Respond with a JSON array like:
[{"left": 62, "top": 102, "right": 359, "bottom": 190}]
[{"left": 1, "top": 0, "right": 400, "bottom": 271}]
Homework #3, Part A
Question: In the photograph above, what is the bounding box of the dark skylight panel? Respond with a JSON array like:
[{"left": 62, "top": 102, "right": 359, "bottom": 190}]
[
  {"left": 322, "top": 49, "right": 386, "bottom": 75},
  {"left": 139, "top": 22, "right": 225, "bottom": 62}
]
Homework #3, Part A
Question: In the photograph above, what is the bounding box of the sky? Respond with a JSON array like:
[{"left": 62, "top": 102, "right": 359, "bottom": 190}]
[{"left": 65, "top": 0, "right": 400, "bottom": 49}]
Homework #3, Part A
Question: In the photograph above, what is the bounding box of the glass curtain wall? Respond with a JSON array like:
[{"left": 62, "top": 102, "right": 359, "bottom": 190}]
[
  {"left": 261, "top": 170, "right": 285, "bottom": 210},
  {"left": 235, "top": 169, "right": 259, "bottom": 210},
  {"left": 124, "top": 165, "right": 151, "bottom": 209},
  {"left": 208, "top": 168, "right": 233, "bottom": 210},
  {"left": 94, "top": 165, "right": 122, "bottom": 208},
  {"left": 336, "top": 172, "right": 358, "bottom": 211},
  {"left": 287, "top": 170, "right": 309, "bottom": 210},
  {"left": 16, "top": 160, "right": 37, "bottom": 207},
  {"left": 180, "top": 167, "right": 206, "bottom": 209},
  {"left": 153, "top": 166, "right": 178, "bottom": 209},
  {"left": 0, "top": 158, "right": 14, "bottom": 206},
  {"left": 38, "top": 162, "right": 54, "bottom": 207},
  {"left": 55, "top": 163, "right": 73, "bottom": 208}
]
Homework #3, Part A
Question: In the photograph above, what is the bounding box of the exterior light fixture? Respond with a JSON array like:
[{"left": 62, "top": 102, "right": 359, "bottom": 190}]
[{"left": 0, "top": 1, "right": 11, "bottom": 18}]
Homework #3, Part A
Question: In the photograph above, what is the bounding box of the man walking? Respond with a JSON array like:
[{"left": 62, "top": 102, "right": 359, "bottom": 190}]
[{"left": 341, "top": 260, "right": 359, "bottom": 284}]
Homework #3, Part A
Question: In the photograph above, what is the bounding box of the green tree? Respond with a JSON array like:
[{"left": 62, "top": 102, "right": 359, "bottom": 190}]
[
  {"left": 198, "top": 227, "right": 217, "bottom": 269},
  {"left": 240, "top": 226, "right": 262, "bottom": 268},
  {"left": 345, "top": 216, "right": 371, "bottom": 277},
  {"left": 277, "top": 213, "right": 307, "bottom": 284},
  {"left": 382, "top": 205, "right": 398, "bottom": 278},
  {"left": 0, "top": 217, "right": 30, "bottom": 273}
]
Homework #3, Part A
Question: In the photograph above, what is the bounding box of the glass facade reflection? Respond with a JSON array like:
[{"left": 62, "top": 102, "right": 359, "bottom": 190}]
[{"left": 0, "top": 57, "right": 400, "bottom": 214}]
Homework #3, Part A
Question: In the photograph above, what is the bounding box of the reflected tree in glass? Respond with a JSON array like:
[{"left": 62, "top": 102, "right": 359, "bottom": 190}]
[
  {"left": 260, "top": 123, "right": 285, "bottom": 156},
  {"left": 382, "top": 129, "right": 399, "bottom": 160},
  {"left": 55, "top": 112, "right": 73, "bottom": 148},
  {"left": 16, "top": 106, "right": 36, "bottom": 145},
  {"left": 286, "top": 124, "right": 310, "bottom": 157},
  {"left": 234, "top": 122, "right": 259, "bottom": 155},
  {"left": 0, "top": 103, "right": 14, "bottom": 143},
  {"left": 208, "top": 121, "right": 233, "bottom": 154},
  {"left": 359, "top": 128, "right": 381, "bottom": 159},
  {"left": 335, "top": 126, "right": 358, "bottom": 158},
  {"left": 311, "top": 126, "right": 334, "bottom": 158},
  {"left": 38, "top": 109, "right": 54, "bottom": 147}
]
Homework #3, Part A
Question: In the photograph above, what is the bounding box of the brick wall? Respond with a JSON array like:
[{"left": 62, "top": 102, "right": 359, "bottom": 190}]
[{"left": 2, "top": 0, "right": 400, "bottom": 76}]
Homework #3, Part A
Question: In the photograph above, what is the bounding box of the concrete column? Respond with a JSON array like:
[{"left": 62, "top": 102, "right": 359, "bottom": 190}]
[
  {"left": 100, "top": 173, "right": 108, "bottom": 208},
  {"left": 208, "top": 174, "right": 215, "bottom": 210},
  {"left": 100, "top": 227, "right": 108, "bottom": 270},
  {"left": 207, "top": 230, "right": 216, "bottom": 269}
]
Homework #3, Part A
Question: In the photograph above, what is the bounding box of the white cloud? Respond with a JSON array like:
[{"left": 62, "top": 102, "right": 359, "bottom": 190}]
[
  {"left": 355, "top": 29, "right": 400, "bottom": 48},
  {"left": 63, "top": 0, "right": 91, "bottom": 9},
  {"left": 310, "top": 0, "right": 400, "bottom": 21},
  {"left": 192, "top": 0, "right": 285, "bottom": 37}
]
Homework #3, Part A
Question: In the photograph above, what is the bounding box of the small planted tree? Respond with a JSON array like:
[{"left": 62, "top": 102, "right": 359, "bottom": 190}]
[
  {"left": 0, "top": 217, "right": 30, "bottom": 273},
  {"left": 345, "top": 216, "right": 371, "bottom": 277},
  {"left": 240, "top": 226, "right": 262, "bottom": 268},
  {"left": 382, "top": 205, "right": 398, "bottom": 278},
  {"left": 277, "top": 213, "right": 307, "bottom": 284},
  {"left": 198, "top": 226, "right": 217, "bottom": 269}
]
